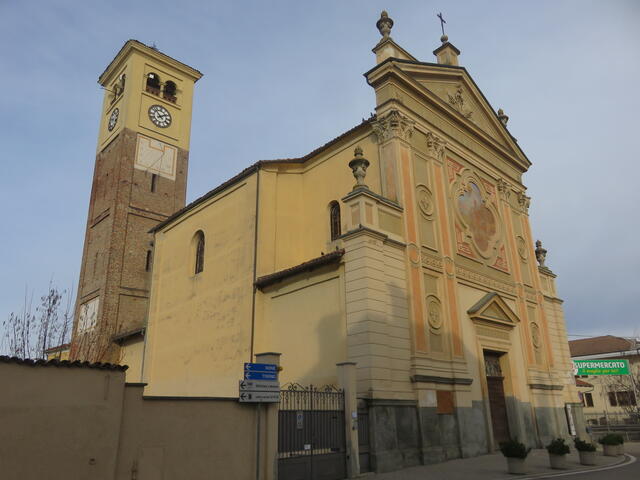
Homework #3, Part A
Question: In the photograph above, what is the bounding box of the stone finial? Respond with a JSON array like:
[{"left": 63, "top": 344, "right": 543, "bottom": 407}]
[
  {"left": 376, "top": 11, "right": 394, "bottom": 39},
  {"left": 348, "top": 146, "right": 370, "bottom": 190},
  {"left": 535, "top": 240, "right": 547, "bottom": 267},
  {"left": 497, "top": 108, "right": 509, "bottom": 126}
]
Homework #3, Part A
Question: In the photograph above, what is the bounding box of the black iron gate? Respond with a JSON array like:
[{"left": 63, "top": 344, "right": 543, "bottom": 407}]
[
  {"left": 278, "top": 384, "right": 346, "bottom": 480},
  {"left": 357, "top": 405, "right": 370, "bottom": 473}
]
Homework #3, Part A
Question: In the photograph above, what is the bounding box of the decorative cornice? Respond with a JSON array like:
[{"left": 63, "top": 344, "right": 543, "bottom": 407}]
[
  {"left": 421, "top": 250, "right": 443, "bottom": 272},
  {"left": 528, "top": 383, "right": 563, "bottom": 391},
  {"left": 341, "top": 187, "right": 403, "bottom": 212},
  {"left": 455, "top": 265, "right": 517, "bottom": 295},
  {"left": 372, "top": 109, "right": 415, "bottom": 144},
  {"left": 364, "top": 398, "right": 418, "bottom": 407},
  {"left": 411, "top": 374, "right": 473, "bottom": 385}
]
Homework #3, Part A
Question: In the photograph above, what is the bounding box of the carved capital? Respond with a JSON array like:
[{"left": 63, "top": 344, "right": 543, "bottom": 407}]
[
  {"left": 372, "top": 109, "right": 414, "bottom": 144},
  {"left": 497, "top": 178, "right": 511, "bottom": 201},
  {"left": 425, "top": 131, "right": 446, "bottom": 162},
  {"left": 517, "top": 191, "right": 531, "bottom": 213}
]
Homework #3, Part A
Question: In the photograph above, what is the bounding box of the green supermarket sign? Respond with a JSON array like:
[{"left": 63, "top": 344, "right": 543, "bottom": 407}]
[{"left": 573, "top": 359, "right": 630, "bottom": 376}]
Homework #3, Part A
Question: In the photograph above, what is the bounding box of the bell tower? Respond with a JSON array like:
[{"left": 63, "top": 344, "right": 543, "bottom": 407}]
[{"left": 72, "top": 40, "right": 202, "bottom": 361}]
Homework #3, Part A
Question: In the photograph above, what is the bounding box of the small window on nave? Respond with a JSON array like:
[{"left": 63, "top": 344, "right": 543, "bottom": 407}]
[
  {"left": 194, "top": 231, "right": 205, "bottom": 275},
  {"left": 329, "top": 201, "right": 341, "bottom": 241}
]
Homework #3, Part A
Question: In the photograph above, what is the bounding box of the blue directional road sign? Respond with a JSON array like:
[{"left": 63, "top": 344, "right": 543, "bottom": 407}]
[
  {"left": 244, "top": 363, "right": 278, "bottom": 381},
  {"left": 245, "top": 371, "right": 278, "bottom": 381}
]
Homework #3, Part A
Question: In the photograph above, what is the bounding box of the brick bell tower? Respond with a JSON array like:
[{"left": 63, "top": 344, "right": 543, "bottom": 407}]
[{"left": 71, "top": 41, "right": 202, "bottom": 361}]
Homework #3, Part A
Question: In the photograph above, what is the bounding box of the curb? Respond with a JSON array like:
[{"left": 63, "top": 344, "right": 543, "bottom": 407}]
[{"left": 512, "top": 453, "right": 636, "bottom": 479}]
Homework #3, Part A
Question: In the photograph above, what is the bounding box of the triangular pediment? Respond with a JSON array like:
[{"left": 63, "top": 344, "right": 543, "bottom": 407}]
[
  {"left": 468, "top": 292, "right": 519, "bottom": 327},
  {"left": 381, "top": 60, "right": 530, "bottom": 169}
]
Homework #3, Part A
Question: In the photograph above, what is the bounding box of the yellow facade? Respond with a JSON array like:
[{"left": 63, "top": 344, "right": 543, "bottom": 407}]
[
  {"left": 97, "top": 40, "right": 201, "bottom": 152},
  {"left": 76, "top": 13, "right": 584, "bottom": 472}
]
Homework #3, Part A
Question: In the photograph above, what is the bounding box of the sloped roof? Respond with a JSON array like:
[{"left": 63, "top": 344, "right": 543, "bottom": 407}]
[
  {"left": 569, "top": 335, "right": 636, "bottom": 357},
  {"left": 255, "top": 250, "right": 344, "bottom": 290},
  {"left": 151, "top": 118, "right": 372, "bottom": 233},
  {"left": 575, "top": 378, "right": 593, "bottom": 388},
  {"left": 0, "top": 355, "right": 128, "bottom": 371}
]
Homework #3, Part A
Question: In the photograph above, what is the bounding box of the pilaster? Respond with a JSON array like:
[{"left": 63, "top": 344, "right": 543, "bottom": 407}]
[{"left": 340, "top": 185, "right": 413, "bottom": 401}]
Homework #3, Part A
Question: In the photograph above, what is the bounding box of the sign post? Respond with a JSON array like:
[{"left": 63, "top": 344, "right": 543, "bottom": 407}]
[{"left": 239, "top": 363, "right": 280, "bottom": 403}]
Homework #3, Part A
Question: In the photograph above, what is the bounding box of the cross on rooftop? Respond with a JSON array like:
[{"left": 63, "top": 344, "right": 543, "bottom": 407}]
[{"left": 437, "top": 12, "right": 446, "bottom": 36}]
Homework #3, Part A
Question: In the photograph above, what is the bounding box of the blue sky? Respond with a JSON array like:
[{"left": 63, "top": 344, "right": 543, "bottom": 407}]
[{"left": 1, "top": 0, "right": 639, "bottom": 341}]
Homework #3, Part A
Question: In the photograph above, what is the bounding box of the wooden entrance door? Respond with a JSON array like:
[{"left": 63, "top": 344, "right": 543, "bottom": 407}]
[
  {"left": 487, "top": 376, "right": 510, "bottom": 444},
  {"left": 484, "top": 352, "right": 510, "bottom": 445}
]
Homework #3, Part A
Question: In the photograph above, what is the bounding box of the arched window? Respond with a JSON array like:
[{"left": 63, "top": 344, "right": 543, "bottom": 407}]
[
  {"left": 194, "top": 230, "right": 205, "bottom": 274},
  {"left": 329, "top": 201, "right": 341, "bottom": 241},
  {"left": 146, "top": 72, "right": 161, "bottom": 95},
  {"left": 163, "top": 81, "right": 177, "bottom": 102}
]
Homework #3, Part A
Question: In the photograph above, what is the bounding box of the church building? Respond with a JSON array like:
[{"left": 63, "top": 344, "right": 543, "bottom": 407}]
[{"left": 71, "top": 11, "right": 583, "bottom": 474}]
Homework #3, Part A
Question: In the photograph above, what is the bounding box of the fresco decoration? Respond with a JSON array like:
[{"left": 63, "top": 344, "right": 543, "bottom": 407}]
[
  {"left": 455, "top": 178, "right": 501, "bottom": 259},
  {"left": 455, "top": 223, "right": 477, "bottom": 259},
  {"left": 447, "top": 158, "right": 464, "bottom": 183},
  {"left": 491, "top": 245, "right": 510, "bottom": 273}
]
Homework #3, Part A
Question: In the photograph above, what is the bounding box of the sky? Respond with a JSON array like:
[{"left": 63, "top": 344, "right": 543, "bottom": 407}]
[{"left": 0, "top": 0, "right": 639, "bottom": 343}]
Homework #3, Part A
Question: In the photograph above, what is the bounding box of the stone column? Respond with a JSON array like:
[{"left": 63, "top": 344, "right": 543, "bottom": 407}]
[
  {"left": 255, "top": 352, "right": 281, "bottom": 480},
  {"left": 337, "top": 362, "right": 359, "bottom": 478}
]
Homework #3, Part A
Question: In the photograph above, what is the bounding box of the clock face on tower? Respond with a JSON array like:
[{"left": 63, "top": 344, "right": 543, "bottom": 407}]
[
  {"left": 108, "top": 108, "right": 119, "bottom": 131},
  {"left": 148, "top": 104, "right": 172, "bottom": 128}
]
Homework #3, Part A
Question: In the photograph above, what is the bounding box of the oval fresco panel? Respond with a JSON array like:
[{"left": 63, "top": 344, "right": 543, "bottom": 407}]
[{"left": 457, "top": 182, "right": 497, "bottom": 254}]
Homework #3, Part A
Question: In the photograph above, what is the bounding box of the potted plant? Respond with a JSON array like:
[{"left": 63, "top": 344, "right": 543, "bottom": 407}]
[
  {"left": 500, "top": 438, "right": 531, "bottom": 474},
  {"left": 598, "top": 433, "right": 624, "bottom": 456},
  {"left": 574, "top": 438, "right": 597, "bottom": 465},
  {"left": 546, "top": 438, "right": 570, "bottom": 469}
]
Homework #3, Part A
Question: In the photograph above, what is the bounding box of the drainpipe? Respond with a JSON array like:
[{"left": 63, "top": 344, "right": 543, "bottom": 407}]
[{"left": 250, "top": 165, "right": 261, "bottom": 361}]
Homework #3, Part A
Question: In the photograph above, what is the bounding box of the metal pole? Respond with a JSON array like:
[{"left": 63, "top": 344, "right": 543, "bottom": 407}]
[{"left": 256, "top": 403, "right": 261, "bottom": 480}]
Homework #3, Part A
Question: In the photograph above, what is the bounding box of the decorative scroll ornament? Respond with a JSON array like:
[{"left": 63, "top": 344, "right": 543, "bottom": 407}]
[
  {"left": 497, "top": 178, "right": 511, "bottom": 200},
  {"left": 416, "top": 185, "right": 435, "bottom": 218},
  {"left": 426, "top": 295, "right": 443, "bottom": 329},
  {"left": 517, "top": 191, "right": 531, "bottom": 213},
  {"left": 535, "top": 240, "right": 547, "bottom": 268},
  {"left": 425, "top": 131, "right": 446, "bottom": 162},
  {"left": 448, "top": 85, "right": 473, "bottom": 119},
  {"left": 348, "top": 146, "right": 370, "bottom": 190},
  {"left": 372, "top": 110, "right": 415, "bottom": 144},
  {"left": 530, "top": 322, "right": 541, "bottom": 348},
  {"left": 516, "top": 236, "right": 528, "bottom": 261}
]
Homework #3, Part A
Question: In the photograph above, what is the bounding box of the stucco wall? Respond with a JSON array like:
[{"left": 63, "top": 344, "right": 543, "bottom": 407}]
[
  {"left": 144, "top": 175, "right": 257, "bottom": 397},
  {"left": 0, "top": 361, "right": 260, "bottom": 480},
  {"left": 0, "top": 363, "right": 125, "bottom": 480},
  {"left": 116, "top": 386, "right": 257, "bottom": 480},
  {"left": 256, "top": 266, "right": 346, "bottom": 387}
]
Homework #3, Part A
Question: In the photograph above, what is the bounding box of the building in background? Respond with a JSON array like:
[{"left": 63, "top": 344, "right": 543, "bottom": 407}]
[
  {"left": 68, "top": 11, "right": 583, "bottom": 475},
  {"left": 571, "top": 335, "right": 640, "bottom": 425}
]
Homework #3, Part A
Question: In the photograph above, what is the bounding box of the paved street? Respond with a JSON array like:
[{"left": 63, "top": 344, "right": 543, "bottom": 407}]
[{"left": 367, "top": 443, "right": 639, "bottom": 480}]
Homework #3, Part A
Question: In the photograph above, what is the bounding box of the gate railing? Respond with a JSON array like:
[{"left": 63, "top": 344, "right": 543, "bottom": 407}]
[{"left": 278, "top": 383, "right": 345, "bottom": 459}]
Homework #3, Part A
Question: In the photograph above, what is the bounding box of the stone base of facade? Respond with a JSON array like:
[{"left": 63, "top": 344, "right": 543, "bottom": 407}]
[{"left": 365, "top": 398, "right": 573, "bottom": 473}]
